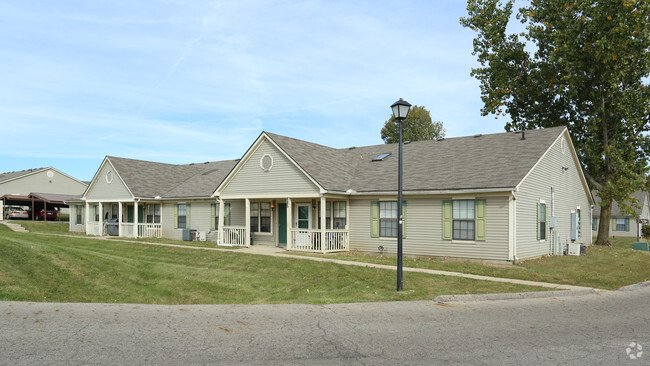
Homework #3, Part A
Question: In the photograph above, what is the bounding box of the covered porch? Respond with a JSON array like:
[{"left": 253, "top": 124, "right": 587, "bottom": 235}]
[
  {"left": 84, "top": 200, "right": 162, "bottom": 239},
  {"left": 217, "top": 195, "right": 350, "bottom": 253}
]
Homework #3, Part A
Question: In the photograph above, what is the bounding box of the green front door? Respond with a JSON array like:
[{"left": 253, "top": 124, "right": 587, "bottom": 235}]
[{"left": 278, "top": 203, "right": 287, "bottom": 245}]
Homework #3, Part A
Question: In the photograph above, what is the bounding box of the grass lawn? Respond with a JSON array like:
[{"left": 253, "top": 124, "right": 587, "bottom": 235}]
[
  {"left": 17, "top": 221, "right": 84, "bottom": 235},
  {"left": 298, "top": 238, "right": 650, "bottom": 290},
  {"left": 0, "top": 225, "right": 547, "bottom": 305}
]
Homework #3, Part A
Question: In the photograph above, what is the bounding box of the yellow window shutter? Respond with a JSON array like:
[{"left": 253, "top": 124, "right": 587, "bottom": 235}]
[{"left": 442, "top": 200, "right": 452, "bottom": 240}]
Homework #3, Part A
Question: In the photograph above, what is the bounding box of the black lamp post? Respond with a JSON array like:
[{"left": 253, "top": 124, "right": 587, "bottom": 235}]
[{"left": 390, "top": 98, "right": 411, "bottom": 292}]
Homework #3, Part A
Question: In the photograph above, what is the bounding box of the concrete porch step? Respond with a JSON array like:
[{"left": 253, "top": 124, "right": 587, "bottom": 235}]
[{"left": 2, "top": 222, "right": 29, "bottom": 233}]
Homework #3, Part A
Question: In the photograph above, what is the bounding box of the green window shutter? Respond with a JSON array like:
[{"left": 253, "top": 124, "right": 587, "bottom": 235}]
[
  {"left": 370, "top": 201, "right": 379, "bottom": 238},
  {"left": 612, "top": 218, "right": 617, "bottom": 231},
  {"left": 442, "top": 200, "right": 452, "bottom": 240},
  {"left": 210, "top": 203, "right": 216, "bottom": 230},
  {"left": 186, "top": 203, "right": 191, "bottom": 229},
  {"left": 475, "top": 199, "right": 486, "bottom": 241},
  {"left": 625, "top": 218, "right": 630, "bottom": 232},
  {"left": 537, "top": 203, "right": 541, "bottom": 240},
  {"left": 224, "top": 203, "right": 231, "bottom": 226},
  {"left": 174, "top": 204, "right": 178, "bottom": 229},
  {"left": 402, "top": 200, "right": 407, "bottom": 239}
]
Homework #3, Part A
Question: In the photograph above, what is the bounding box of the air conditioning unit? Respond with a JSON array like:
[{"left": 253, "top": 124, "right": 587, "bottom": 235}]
[
  {"left": 197, "top": 231, "right": 207, "bottom": 241},
  {"left": 567, "top": 243, "right": 581, "bottom": 256}
]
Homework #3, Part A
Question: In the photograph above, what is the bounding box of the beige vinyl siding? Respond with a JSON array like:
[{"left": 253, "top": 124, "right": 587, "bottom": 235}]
[
  {"left": 86, "top": 163, "right": 132, "bottom": 201},
  {"left": 161, "top": 201, "right": 217, "bottom": 240},
  {"left": 349, "top": 195, "right": 510, "bottom": 261},
  {"left": 515, "top": 132, "right": 592, "bottom": 259},
  {"left": 220, "top": 139, "right": 319, "bottom": 197},
  {"left": 599, "top": 216, "right": 639, "bottom": 238},
  {"left": 0, "top": 169, "right": 87, "bottom": 197},
  {"left": 69, "top": 204, "right": 86, "bottom": 233}
]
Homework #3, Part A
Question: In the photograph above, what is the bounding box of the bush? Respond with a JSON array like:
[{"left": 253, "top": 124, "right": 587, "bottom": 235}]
[{"left": 642, "top": 224, "right": 650, "bottom": 240}]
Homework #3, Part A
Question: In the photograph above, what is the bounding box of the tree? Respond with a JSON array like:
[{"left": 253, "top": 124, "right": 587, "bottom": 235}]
[
  {"left": 461, "top": 0, "right": 650, "bottom": 246},
  {"left": 381, "top": 105, "right": 445, "bottom": 144}
]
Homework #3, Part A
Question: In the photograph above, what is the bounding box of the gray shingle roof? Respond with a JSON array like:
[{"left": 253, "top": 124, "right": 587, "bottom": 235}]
[
  {"left": 592, "top": 190, "right": 648, "bottom": 217},
  {"left": 103, "top": 126, "right": 568, "bottom": 199},
  {"left": 107, "top": 156, "right": 238, "bottom": 199},
  {"left": 0, "top": 168, "right": 48, "bottom": 184},
  {"left": 267, "top": 126, "right": 567, "bottom": 193}
]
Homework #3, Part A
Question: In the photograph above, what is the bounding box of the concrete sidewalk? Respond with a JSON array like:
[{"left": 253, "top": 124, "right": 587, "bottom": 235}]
[{"left": 20, "top": 228, "right": 597, "bottom": 292}]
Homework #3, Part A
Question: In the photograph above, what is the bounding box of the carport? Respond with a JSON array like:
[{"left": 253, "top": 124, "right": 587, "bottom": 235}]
[{"left": 1, "top": 192, "right": 79, "bottom": 222}]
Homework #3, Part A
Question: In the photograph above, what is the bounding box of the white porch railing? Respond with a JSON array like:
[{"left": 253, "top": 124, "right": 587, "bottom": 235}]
[
  {"left": 289, "top": 229, "right": 349, "bottom": 253},
  {"left": 139, "top": 223, "right": 162, "bottom": 238},
  {"left": 222, "top": 226, "right": 247, "bottom": 246},
  {"left": 87, "top": 222, "right": 103, "bottom": 236},
  {"left": 121, "top": 223, "right": 135, "bottom": 238}
]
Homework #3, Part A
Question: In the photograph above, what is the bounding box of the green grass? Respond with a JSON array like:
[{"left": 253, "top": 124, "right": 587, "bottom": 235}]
[
  {"left": 105, "top": 236, "right": 240, "bottom": 249},
  {"left": 16, "top": 221, "right": 82, "bottom": 235},
  {"left": 0, "top": 226, "right": 547, "bottom": 304},
  {"left": 297, "top": 238, "right": 650, "bottom": 290}
]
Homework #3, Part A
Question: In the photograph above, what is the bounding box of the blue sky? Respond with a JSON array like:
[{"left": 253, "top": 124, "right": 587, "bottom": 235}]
[{"left": 0, "top": 0, "right": 505, "bottom": 182}]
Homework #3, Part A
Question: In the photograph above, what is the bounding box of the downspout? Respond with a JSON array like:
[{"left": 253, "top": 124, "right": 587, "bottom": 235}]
[
  {"left": 551, "top": 187, "right": 555, "bottom": 255},
  {"left": 512, "top": 191, "right": 518, "bottom": 263}
]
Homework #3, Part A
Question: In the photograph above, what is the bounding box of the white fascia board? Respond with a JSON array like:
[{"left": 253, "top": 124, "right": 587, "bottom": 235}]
[{"left": 349, "top": 187, "right": 515, "bottom": 196}]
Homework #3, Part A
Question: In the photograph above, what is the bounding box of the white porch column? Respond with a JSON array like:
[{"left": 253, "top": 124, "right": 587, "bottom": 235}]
[
  {"left": 245, "top": 198, "right": 251, "bottom": 247},
  {"left": 118, "top": 202, "right": 123, "bottom": 237},
  {"left": 218, "top": 198, "right": 225, "bottom": 245},
  {"left": 133, "top": 201, "right": 139, "bottom": 239},
  {"left": 98, "top": 202, "right": 104, "bottom": 236},
  {"left": 286, "top": 198, "right": 292, "bottom": 249},
  {"left": 320, "top": 196, "right": 326, "bottom": 253},
  {"left": 85, "top": 202, "right": 90, "bottom": 234}
]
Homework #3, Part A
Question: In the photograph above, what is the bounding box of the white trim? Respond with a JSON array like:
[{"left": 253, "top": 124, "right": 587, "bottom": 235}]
[
  {"left": 82, "top": 158, "right": 135, "bottom": 200},
  {"left": 260, "top": 154, "right": 274, "bottom": 172}
]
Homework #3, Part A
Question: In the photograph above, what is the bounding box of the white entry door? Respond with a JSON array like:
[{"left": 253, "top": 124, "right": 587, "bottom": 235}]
[{"left": 296, "top": 204, "right": 311, "bottom": 229}]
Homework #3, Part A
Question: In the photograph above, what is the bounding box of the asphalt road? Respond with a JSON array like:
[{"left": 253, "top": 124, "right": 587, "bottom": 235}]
[{"left": 1, "top": 287, "right": 649, "bottom": 365}]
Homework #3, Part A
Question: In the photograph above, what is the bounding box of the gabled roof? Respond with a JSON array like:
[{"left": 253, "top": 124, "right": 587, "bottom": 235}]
[
  {"left": 263, "top": 126, "right": 568, "bottom": 193},
  {"left": 0, "top": 167, "right": 48, "bottom": 183},
  {"left": 94, "top": 156, "right": 238, "bottom": 199},
  {"left": 0, "top": 167, "right": 87, "bottom": 187},
  {"left": 592, "top": 190, "right": 649, "bottom": 217}
]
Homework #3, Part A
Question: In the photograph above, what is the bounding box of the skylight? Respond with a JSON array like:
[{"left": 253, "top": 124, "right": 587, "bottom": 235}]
[{"left": 372, "top": 153, "right": 391, "bottom": 161}]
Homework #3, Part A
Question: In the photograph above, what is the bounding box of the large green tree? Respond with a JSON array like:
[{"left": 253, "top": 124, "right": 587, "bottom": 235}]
[
  {"left": 381, "top": 105, "right": 445, "bottom": 144},
  {"left": 461, "top": 0, "right": 650, "bottom": 246}
]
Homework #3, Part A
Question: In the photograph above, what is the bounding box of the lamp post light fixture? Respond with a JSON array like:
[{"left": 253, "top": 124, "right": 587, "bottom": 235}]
[{"left": 390, "top": 98, "right": 411, "bottom": 292}]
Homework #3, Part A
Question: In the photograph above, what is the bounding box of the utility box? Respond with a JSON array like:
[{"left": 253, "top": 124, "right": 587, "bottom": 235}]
[
  {"left": 549, "top": 216, "right": 558, "bottom": 229},
  {"left": 182, "top": 229, "right": 197, "bottom": 241},
  {"left": 568, "top": 243, "right": 581, "bottom": 256},
  {"left": 570, "top": 213, "right": 578, "bottom": 241}
]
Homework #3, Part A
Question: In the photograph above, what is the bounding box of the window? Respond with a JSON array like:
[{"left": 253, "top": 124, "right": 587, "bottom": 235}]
[
  {"left": 260, "top": 203, "right": 271, "bottom": 232},
  {"left": 319, "top": 201, "right": 347, "bottom": 230},
  {"left": 211, "top": 203, "right": 219, "bottom": 230},
  {"left": 177, "top": 204, "right": 187, "bottom": 229},
  {"left": 250, "top": 202, "right": 271, "bottom": 233},
  {"left": 379, "top": 201, "right": 398, "bottom": 238},
  {"left": 443, "top": 199, "right": 485, "bottom": 241},
  {"left": 146, "top": 204, "right": 161, "bottom": 223},
  {"left": 76, "top": 205, "right": 83, "bottom": 225},
  {"left": 616, "top": 217, "right": 629, "bottom": 232},
  {"left": 538, "top": 203, "right": 547, "bottom": 240},
  {"left": 592, "top": 217, "right": 598, "bottom": 231},
  {"left": 111, "top": 204, "right": 118, "bottom": 220},
  {"left": 333, "top": 202, "right": 346, "bottom": 229},
  {"left": 94, "top": 205, "right": 99, "bottom": 222},
  {"left": 576, "top": 208, "right": 581, "bottom": 238},
  {"left": 453, "top": 200, "right": 475, "bottom": 240}
]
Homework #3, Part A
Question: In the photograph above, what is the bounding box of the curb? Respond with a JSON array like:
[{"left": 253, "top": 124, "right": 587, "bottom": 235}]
[
  {"left": 618, "top": 280, "right": 650, "bottom": 291},
  {"left": 433, "top": 289, "right": 596, "bottom": 303}
]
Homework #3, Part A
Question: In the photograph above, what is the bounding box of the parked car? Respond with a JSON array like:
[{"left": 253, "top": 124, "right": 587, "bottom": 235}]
[
  {"left": 4, "top": 206, "right": 29, "bottom": 220},
  {"left": 35, "top": 208, "right": 58, "bottom": 221}
]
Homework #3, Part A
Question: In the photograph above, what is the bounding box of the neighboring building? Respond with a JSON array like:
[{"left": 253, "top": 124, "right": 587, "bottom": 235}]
[
  {"left": 72, "top": 126, "right": 593, "bottom": 261},
  {"left": 592, "top": 190, "right": 650, "bottom": 238},
  {"left": 0, "top": 167, "right": 88, "bottom": 220}
]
